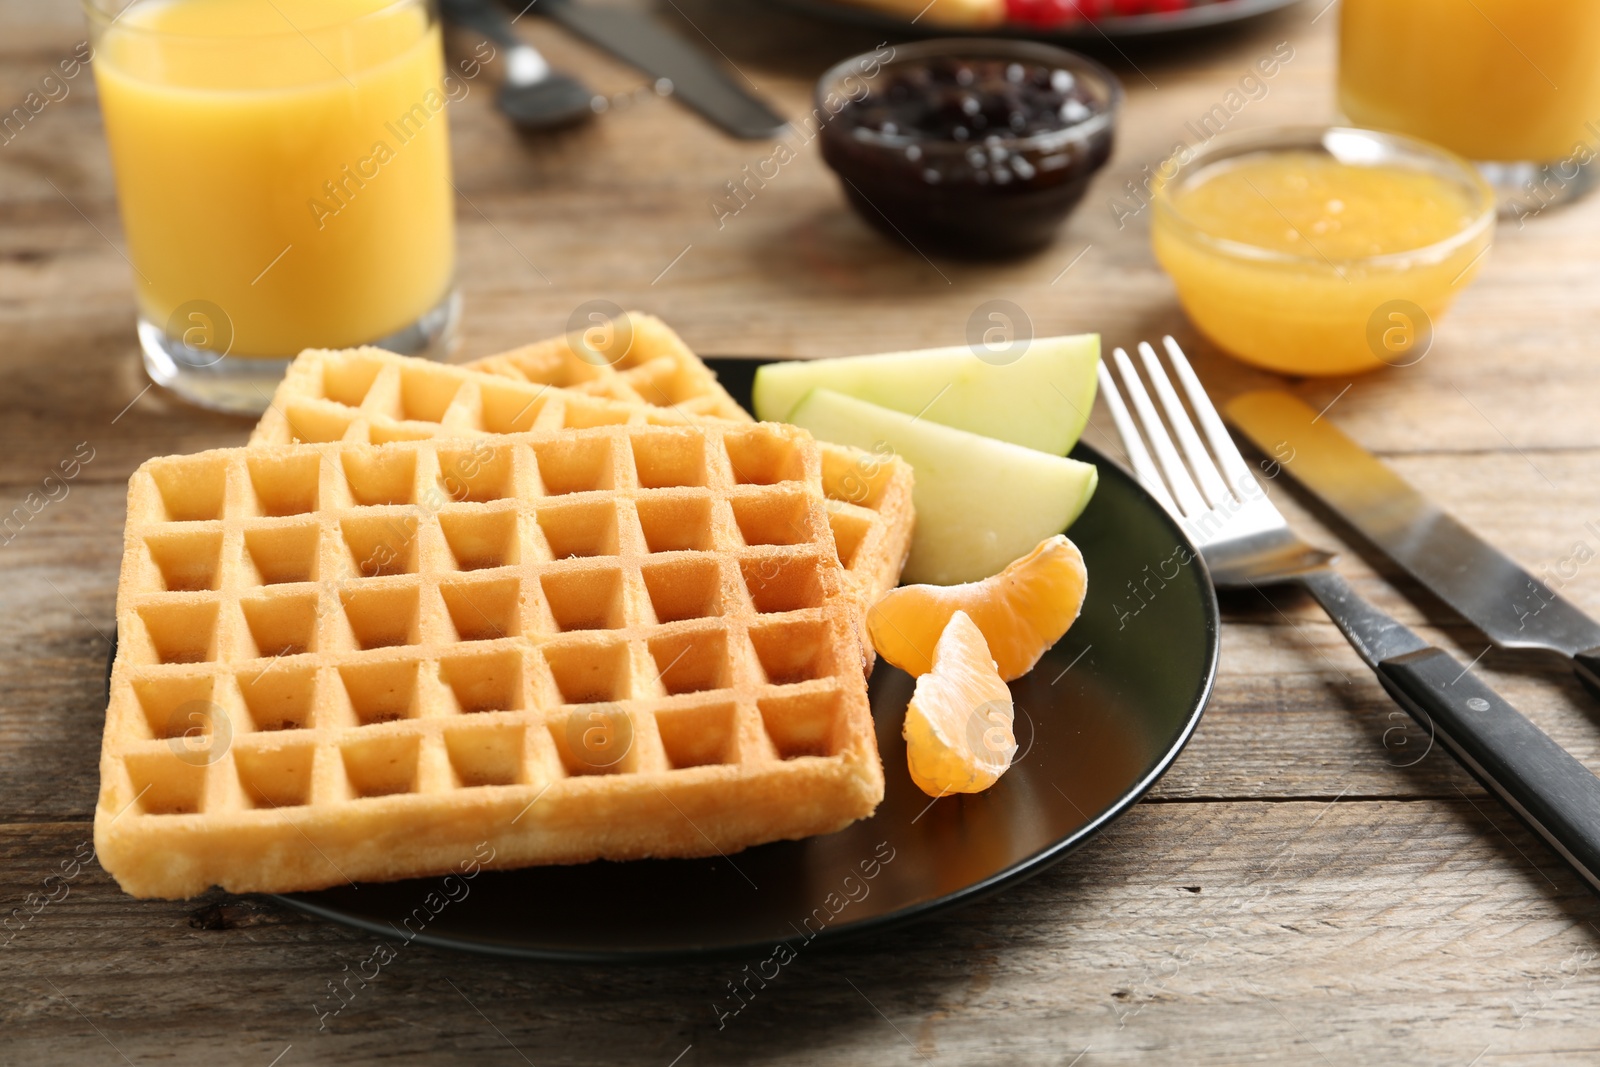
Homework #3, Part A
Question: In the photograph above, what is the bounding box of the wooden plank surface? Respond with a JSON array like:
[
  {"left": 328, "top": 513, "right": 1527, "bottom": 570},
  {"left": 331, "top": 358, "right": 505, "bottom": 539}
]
[{"left": 5, "top": 0, "right": 1600, "bottom": 1062}]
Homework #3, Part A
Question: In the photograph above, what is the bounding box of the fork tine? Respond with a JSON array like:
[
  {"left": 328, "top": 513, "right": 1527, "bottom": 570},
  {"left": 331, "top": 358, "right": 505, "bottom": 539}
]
[
  {"left": 1096, "top": 359, "right": 1180, "bottom": 519},
  {"left": 1136, "top": 341, "right": 1232, "bottom": 509},
  {"left": 1162, "top": 336, "right": 1261, "bottom": 501},
  {"left": 1111, "top": 346, "right": 1209, "bottom": 518}
]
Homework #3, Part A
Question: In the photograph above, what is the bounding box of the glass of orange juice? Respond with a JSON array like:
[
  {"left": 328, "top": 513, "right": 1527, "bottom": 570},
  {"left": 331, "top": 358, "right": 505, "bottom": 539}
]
[
  {"left": 1340, "top": 0, "right": 1600, "bottom": 216},
  {"left": 84, "top": 0, "right": 458, "bottom": 413}
]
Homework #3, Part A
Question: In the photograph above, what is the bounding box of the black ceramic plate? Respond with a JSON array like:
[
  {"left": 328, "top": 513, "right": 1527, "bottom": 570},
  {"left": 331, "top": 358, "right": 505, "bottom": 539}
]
[
  {"left": 249, "top": 357, "right": 1220, "bottom": 960},
  {"left": 761, "top": 0, "right": 1303, "bottom": 41}
]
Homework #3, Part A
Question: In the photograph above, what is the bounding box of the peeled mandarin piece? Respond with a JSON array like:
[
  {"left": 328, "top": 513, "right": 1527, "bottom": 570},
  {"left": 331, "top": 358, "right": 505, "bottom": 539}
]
[
  {"left": 903, "top": 610, "right": 1017, "bottom": 797},
  {"left": 870, "top": 534, "right": 1086, "bottom": 681}
]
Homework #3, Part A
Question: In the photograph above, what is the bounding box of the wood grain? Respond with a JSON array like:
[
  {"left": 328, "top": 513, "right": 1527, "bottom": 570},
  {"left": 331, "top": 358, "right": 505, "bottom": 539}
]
[
  {"left": 5, "top": 0, "right": 1600, "bottom": 1062},
  {"left": 5, "top": 804, "right": 1600, "bottom": 1066}
]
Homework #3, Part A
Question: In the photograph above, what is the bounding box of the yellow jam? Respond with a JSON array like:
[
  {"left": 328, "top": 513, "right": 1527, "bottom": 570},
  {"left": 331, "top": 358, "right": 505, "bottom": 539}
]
[
  {"left": 1152, "top": 149, "right": 1493, "bottom": 376},
  {"left": 1341, "top": 0, "right": 1600, "bottom": 164},
  {"left": 94, "top": 0, "right": 456, "bottom": 358}
]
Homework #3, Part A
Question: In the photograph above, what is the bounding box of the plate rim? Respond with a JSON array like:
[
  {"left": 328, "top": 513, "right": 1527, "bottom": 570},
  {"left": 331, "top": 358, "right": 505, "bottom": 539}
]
[
  {"left": 267, "top": 399, "right": 1221, "bottom": 962},
  {"left": 758, "top": 0, "right": 1305, "bottom": 41}
]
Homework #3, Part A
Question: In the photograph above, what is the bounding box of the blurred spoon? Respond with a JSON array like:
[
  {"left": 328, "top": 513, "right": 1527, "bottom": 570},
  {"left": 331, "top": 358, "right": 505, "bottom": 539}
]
[{"left": 439, "top": 0, "right": 596, "bottom": 129}]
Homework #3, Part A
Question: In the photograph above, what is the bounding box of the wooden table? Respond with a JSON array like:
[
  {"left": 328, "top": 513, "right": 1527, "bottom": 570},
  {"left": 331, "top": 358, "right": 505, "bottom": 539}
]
[{"left": 7, "top": 0, "right": 1600, "bottom": 1062}]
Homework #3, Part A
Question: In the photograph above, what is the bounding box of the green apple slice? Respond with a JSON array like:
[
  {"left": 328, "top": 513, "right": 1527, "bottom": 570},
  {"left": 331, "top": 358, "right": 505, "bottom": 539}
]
[
  {"left": 753, "top": 334, "right": 1099, "bottom": 455},
  {"left": 789, "top": 389, "right": 1098, "bottom": 585}
]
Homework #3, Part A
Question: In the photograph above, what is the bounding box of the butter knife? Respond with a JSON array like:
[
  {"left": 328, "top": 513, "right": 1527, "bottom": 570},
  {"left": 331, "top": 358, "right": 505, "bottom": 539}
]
[
  {"left": 1226, "top": 391, "right": 1600, "bottom": 696},
  {"left": 535, "top": 0, "right": 789, "bottom": 140}
]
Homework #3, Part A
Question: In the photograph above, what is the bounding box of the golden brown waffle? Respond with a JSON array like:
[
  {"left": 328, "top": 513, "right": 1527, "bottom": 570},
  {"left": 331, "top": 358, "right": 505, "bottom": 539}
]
[
  {"left": 98, "top": 422, "right": 885, "bottom": 899},
  {"left": 254, "top": 347, "right": 915, "bottom": 623},
  {"left": 254, "top": 345, "right": 697, "bottom": 448},
  {"left": 464, "top": 312, "right": 750, "bottom": 422}
]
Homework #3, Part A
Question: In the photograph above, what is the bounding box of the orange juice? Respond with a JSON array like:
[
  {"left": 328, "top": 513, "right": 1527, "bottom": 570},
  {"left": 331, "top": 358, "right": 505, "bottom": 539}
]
[
  {"left": 1340, "top": 0, "right": 1600, "bottom": 164},
  {"left": 1152, "top": 131, "right": 1494, "bottom": 376},
  {"left": 91, "top": 0, "right": 455, "bottom": 358}
]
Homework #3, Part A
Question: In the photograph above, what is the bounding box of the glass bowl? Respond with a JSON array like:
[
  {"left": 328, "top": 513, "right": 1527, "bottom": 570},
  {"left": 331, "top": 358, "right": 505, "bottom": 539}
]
[
  {"left": 817, "top": 38, "right": 1122, "bottom": 259},
  {"left": 1151, "top": 125, "right": 1496, "bottom": 376}
]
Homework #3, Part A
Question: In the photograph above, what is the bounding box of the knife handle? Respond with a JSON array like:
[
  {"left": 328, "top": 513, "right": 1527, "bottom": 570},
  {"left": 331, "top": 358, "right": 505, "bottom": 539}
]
[
  {"left": 1575, "top": 648, "right": 1600, "bottom": 700},
  {"left": 1377, "top": 646, "right": 1600, "bottom": 893}
]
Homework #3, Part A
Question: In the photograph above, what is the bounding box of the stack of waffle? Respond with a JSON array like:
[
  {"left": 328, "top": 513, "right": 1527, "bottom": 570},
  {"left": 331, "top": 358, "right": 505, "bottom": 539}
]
[{"left": 96, "top": 315, "right": 913, "bottom": 899}]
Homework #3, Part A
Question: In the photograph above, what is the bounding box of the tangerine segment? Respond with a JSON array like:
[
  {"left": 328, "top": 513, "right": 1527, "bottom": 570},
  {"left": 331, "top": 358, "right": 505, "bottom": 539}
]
[
  {"left": 903, "top": 611, "right": 1016, "bottom": 797},
  {"left": 869, "top": 535, "right": 1087, "bottom": 681}
]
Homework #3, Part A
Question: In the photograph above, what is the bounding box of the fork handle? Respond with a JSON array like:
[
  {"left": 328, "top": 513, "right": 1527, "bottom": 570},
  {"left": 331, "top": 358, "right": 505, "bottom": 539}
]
[{"left": 1376, "top": 647, "right": 1600, "bottom": 894}]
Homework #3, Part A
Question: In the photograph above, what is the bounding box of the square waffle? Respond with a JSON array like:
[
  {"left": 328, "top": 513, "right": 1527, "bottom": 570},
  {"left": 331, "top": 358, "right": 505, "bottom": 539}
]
[
  {"left": 254, "top": 345, "right": 696, "bottom": 448},
  {"left": 98, "top": 422, "right": 885, "bottom": 898},
  {"left": 464, "top": 312, "right": 750, "bottom": 421},
  {"left": 253, "top": 346, "right": 916, "bottom": 624}
]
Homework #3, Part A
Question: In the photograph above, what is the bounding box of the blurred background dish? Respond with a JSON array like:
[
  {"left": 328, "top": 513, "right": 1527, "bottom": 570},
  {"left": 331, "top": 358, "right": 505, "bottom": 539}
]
[{"left": 761, "top": 0, "right": 1306, "bottom": 41}]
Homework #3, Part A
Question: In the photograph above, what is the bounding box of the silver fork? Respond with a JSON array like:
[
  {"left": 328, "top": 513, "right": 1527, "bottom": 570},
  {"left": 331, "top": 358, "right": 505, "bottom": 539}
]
[{"left": 1101, "top": 336, "right": 1600, "bottom": 894}]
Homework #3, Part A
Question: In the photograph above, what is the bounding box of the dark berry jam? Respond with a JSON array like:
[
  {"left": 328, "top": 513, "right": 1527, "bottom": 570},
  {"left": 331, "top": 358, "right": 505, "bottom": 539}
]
[
  {"left": 819, "top": 43, "right": 1120, "bottom": 258},
  {"left": 848, "top": 57, "right": 1099, "bottom": 142}
]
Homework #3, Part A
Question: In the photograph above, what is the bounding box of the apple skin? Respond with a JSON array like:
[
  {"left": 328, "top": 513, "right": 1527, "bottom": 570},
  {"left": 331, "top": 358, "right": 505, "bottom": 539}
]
[
  {"left": 788, "top": 389, "right": 1098, "bottom": 585},
  {"left": 752, "top": 335, "right": 1100, "bottom": 456}
]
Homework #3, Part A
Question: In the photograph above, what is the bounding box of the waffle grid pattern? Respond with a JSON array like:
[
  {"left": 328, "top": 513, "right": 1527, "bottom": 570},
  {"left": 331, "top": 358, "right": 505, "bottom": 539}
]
[
  {"left": 254, "top": 346, "right": 696, "bottom": 452},
  {"left": 98, "top": 423, "right": 883, "bottom": 898},
  {"left": 253, "top": 347, "right": 916, "bottom": 620},
  {"left": 463, "top": 312, "right": 750, "bottom": 421}
]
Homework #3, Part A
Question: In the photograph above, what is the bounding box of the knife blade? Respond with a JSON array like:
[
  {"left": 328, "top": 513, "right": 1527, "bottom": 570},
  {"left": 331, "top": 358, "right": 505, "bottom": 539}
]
[
  {"left": 1225, "top": 390, "right": 1600, "bottom": 694},
  {"left": 535, "top": 0, "right": 789, "bottom": 140}
]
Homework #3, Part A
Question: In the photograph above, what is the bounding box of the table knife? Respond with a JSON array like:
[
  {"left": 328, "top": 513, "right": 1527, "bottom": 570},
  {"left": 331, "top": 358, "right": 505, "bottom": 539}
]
[
  {"left": 534, "top": 0, "right": 789, "bottom": 140},
  {"left": 1226, "top": 390, "right": 1600, "bottom": 695}
]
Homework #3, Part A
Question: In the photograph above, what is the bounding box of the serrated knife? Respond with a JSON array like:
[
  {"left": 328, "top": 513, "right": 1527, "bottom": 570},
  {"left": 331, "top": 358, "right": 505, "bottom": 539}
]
[{"left": 1226, "top": 390, "right": 1600, "bottom": 696}]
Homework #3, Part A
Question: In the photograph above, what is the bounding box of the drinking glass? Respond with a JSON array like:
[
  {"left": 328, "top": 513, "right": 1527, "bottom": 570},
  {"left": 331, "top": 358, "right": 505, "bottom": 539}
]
[
  {"left": 1340, "top": 0, "right": 1600, "bottom": 216},
  {"left": 84, "top": 0, "right": 459, "bottom": 413}
]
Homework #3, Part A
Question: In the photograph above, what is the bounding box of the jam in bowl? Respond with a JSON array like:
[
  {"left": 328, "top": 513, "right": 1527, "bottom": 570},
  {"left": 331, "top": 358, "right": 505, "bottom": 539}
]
[{"left": 817, "top": 39, "right": 1122, "bottom": 258}]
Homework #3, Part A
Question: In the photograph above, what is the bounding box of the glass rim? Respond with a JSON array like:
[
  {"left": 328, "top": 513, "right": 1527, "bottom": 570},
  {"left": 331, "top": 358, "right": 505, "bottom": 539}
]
[
  {"left": 815, "top": 37, "right": 1123, "bottom": 153},
  {"left": 81, "top": 0, "right": 428, "bottom": 42},
  {"left": 1151, "top": 124, "right": 1497, "bottom": 271}
]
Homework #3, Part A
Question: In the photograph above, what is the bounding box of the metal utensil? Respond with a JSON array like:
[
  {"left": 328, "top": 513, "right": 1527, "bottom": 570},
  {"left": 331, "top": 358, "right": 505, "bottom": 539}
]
[
  {"left": 1226, "top": 391, "right": 1600, "bottom": 696},
  {"left": 537, "top": 0, "right": 789, "bottom": 140},
  {"left": 440, "top": 0, "right": 597, "bottom": 129},
  {"left": 1100, "top": 336, "right": 1600, "bottom": 894}
]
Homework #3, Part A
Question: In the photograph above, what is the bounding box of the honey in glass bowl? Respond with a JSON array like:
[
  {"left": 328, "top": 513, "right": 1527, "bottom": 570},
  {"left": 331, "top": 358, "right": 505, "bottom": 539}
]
[{"left": 1151, "top": 127, "right": 1495, "bottom": 377}]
